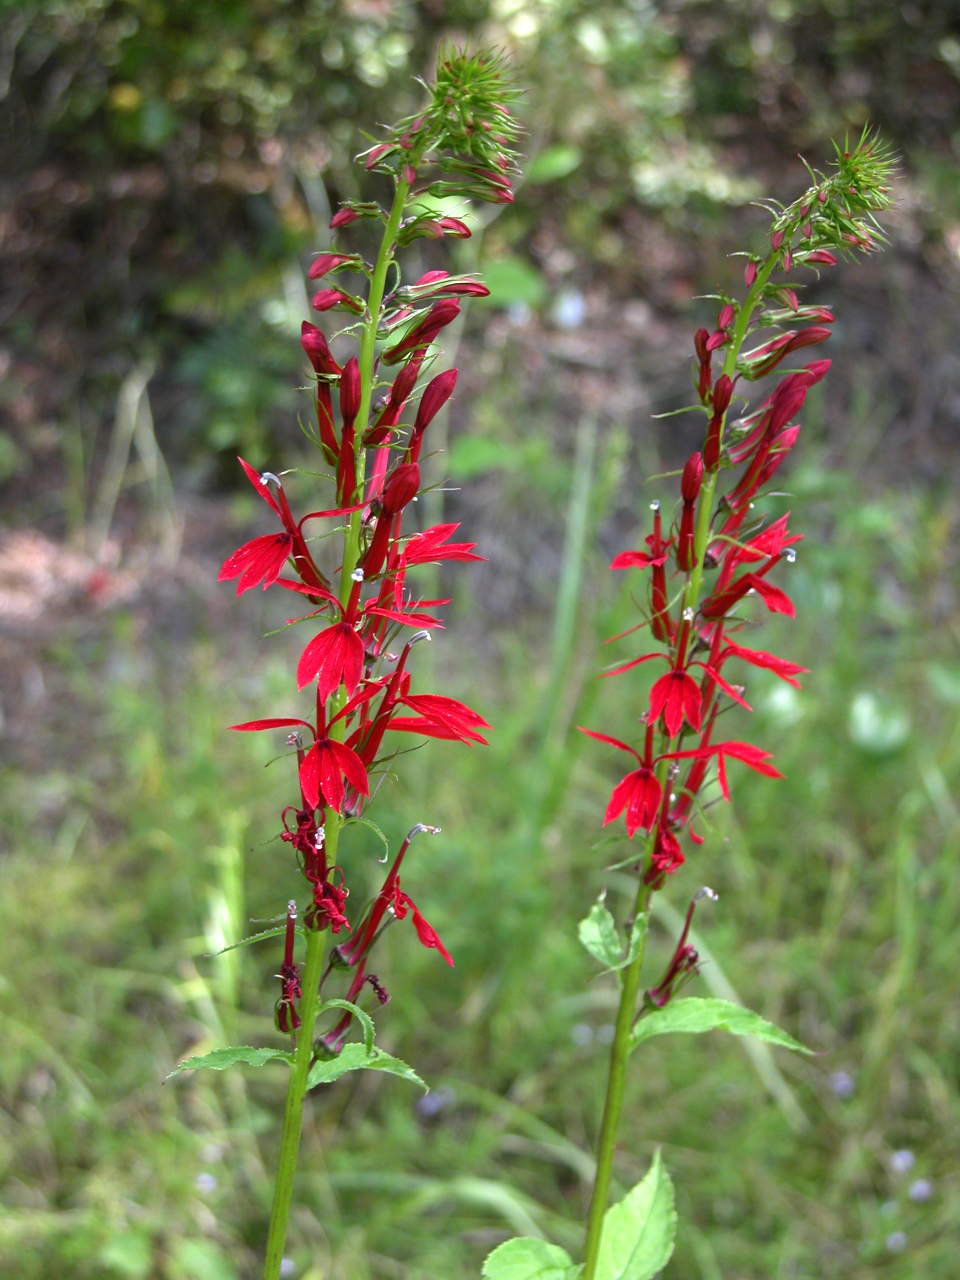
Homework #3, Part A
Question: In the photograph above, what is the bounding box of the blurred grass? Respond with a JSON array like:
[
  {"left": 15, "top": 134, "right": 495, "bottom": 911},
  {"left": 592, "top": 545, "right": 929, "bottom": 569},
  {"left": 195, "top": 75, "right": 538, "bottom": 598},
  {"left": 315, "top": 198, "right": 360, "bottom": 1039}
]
[{"left": 2, "top": 414, "right": 959, "bottom": 1279}]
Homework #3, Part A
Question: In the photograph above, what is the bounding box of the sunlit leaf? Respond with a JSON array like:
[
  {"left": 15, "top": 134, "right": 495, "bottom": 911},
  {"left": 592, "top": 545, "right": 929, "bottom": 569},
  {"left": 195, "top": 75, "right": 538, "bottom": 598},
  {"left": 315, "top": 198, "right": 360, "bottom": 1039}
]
[{"left": 631, "top": 998, "right": 810, "bottom": 1053}]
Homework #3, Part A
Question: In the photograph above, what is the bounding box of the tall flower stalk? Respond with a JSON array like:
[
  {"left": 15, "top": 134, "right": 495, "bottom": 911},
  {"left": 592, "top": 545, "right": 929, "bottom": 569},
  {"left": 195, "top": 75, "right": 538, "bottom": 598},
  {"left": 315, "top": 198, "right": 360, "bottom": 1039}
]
[
  {"left": 482, "top": 130, "right": 895, "bottom": 1280},
  {"left": 173, "top": 52, "right": 520, "bottom": 1276},
  {"left": 579, "top": 129, "right": 895, "bottom": 1279}
]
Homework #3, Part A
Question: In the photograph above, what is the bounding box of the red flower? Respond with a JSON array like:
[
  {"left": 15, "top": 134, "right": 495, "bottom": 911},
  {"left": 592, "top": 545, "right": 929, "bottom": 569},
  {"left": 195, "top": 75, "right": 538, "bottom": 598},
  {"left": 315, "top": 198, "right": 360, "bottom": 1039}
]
[
  {"left": 649, "top": 669, "right": 703, "bottom": 737},
  {"left": 219, "top": 532, "right": 293, "bottom": 594},
  {"left": 296, "top": 621, "right": 364, "bottom": 696},
  {"left": 299, "top": 736, "right": 369, "bottom": 812},
  {"left": 390, "top": 886, "right": 454, "bottom": 966}
]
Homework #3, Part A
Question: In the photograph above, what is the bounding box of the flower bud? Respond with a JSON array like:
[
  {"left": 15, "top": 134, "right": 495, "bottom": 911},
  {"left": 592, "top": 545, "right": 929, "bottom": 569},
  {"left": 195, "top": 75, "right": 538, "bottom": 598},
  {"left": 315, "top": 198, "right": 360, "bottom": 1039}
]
[
  {"left": 681, "top": 451, "right": 704, "bottom": 502},
  {"left": 711, "top": 374, "right": 733, "bottom": 414},
  {"left": 308, "top": 253, "right": 359, "bottom": 280},
  {"left": 381, "top": 462, "right": 420, "bottom": 516},
  {"left": 339, "top": 357, "right": 361, "bottom": 427},
  {"left": 414, "top": 368, "right": 458, "bottom": 434},
  {"left": 300, "top": 322, "right": 341, "bottom": 376}
]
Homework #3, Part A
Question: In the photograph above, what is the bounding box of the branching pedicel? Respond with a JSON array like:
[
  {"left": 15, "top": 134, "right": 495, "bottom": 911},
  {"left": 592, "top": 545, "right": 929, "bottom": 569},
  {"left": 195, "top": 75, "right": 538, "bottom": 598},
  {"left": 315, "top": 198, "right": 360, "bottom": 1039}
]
[{"left": 214, "top": 52, "right": 520, "bottom": 1277}]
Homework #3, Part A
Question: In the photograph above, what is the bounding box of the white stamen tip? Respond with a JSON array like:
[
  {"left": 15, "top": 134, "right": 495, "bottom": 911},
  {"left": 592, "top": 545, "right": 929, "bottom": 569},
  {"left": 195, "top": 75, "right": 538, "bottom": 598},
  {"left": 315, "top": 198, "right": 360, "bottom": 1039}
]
[
  {"left": 682, "top": 607, "right": 695, "bottom": 621},
  {"left": 351, "top": 568, "right": 365, "bottom": 582},
  {"left": 650, "top": 501, "right": 660, "bottom": 512},
  {"left": 259, "top": 471, "right": 281, "bottom": 487},
  {"left": 696, "top": 886, "right": 719, "bottom": 902},
  {"left": 785, "top": 548, "right": 797, "bottom": 563}
]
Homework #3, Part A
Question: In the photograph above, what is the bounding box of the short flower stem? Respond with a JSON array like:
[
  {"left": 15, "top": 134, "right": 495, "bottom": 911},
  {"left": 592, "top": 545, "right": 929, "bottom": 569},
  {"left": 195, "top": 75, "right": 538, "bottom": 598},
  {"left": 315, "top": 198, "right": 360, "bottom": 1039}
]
[
  {"left": 582, "top": 881, "right": 653, "bottom": 1278},
  {"left": 262, "top": 925, "right": 329, "bottom": 1279}
]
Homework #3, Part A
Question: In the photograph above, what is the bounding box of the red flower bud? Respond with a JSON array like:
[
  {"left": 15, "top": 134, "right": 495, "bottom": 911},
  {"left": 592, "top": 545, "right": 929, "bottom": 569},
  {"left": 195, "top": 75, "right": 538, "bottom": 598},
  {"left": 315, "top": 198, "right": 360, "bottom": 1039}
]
[
  {"left": 414, "top": 368, "right": 458, "bottom": 434},
  {"left": 300, "top": 322, "right": 341, "bottom": 376},
  {"left": 330, "top": 208, "right": 360, "bottom": 228},
  {"left": 805, "top": 249, "right": 837, "bottom": 265},
  {"left": 711, "top": 374, "right": 733, "bottom": 414},
  {"left": 681, "top": 451, "right": 704, "bottom": 502},
  {"left": 339, "top": 357, "right": 361, "bottom": 427},
  {"left": 381, "top": 462, "right": 420, "bottom": 516},
  {"left": 308, "top": 253, "right": 358, "bottom": 280}
]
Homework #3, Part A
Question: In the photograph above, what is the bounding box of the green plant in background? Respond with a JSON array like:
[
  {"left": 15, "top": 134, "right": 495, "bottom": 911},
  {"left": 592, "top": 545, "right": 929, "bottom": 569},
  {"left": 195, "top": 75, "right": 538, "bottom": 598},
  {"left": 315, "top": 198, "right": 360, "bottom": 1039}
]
[{"left": 482, "top": 131, "right": 896, "bottom": 1280}]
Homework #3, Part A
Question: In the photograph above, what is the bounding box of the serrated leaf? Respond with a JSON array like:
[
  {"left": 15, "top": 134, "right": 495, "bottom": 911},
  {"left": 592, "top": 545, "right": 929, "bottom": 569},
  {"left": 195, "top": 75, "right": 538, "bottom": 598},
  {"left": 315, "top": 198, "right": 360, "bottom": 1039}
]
[
  {"left": 595, "top": 1150, "right": 676, "bottom": 1280},
  {"left": 307, "top": 1042, "right": 426, "bottom": 1090},
  {"left": 578, "top": 899, "right": 622, "bottom": 968},
  {"left": 166, "top": 1046, "right": 292, "bottom": 1078},
  {"left": 482, "top": 1236, "right": 580, "bottom": 1280},
  {"left": 631, "top": 998, "right": 811, "bottom": 1054}
]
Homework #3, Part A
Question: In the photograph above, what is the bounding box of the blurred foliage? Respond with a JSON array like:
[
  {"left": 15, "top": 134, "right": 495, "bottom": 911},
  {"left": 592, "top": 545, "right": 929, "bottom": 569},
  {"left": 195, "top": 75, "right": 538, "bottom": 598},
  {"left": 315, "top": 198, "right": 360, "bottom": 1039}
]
[{"left": 1, "top": 0, "right": 958, "bottom": 511}]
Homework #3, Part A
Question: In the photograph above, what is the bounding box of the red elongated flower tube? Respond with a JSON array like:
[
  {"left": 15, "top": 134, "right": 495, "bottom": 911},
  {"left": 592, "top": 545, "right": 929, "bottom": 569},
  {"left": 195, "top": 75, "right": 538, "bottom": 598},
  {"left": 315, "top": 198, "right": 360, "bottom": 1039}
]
[
  {"left": 308, "top": 253, "right": 359, "bottom": 280},
  {"left": 414, "top": 368, "right": 459, "bottom": 434},
  {"left": 742, "top": 326, "right": 832, "bottom": 379},
  {"left": 427, "top": 216, "right": 472, "bottom": 238},
  {"left": 681, "top": 451, "right": 704, "bottom": 502},
  {"left": 300, "top": 322, "right": 342, "bottom": 376},
  {"left": 383, "top": 298, "right": 461, "bottom": 364},
  {"left": 648, "top": 505, "right": 673, "bottom": 643},
  {"left": 365, "top": 355, "right": 424, "bottom": 447},
  {"left": 676, "top": 501, "right": 697, "bottom": 572},
  {"left": 694, "top": 328, "right": 712, "bottom": 403},
  {"left": 711, "top": 374, "right": 733, "bottom": 414},
  {"left": 330, "top": 208, "right": 360, "bottom": 228},
  {"left": 362, "top": 462, "right": 421, "bottom": 577},
  {"left": 339, "top": 357, "right": 361, "bottom": 429},
  {"left": 312, "top": 288, "right": 364, "bottom": 315}
]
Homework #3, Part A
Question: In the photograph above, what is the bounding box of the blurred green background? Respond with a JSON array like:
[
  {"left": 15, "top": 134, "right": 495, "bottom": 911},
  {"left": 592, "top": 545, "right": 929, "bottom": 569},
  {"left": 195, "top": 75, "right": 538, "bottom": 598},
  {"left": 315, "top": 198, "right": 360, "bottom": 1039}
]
[{"left": 2, "top": 1, "right": 959, "bottom": 1277}]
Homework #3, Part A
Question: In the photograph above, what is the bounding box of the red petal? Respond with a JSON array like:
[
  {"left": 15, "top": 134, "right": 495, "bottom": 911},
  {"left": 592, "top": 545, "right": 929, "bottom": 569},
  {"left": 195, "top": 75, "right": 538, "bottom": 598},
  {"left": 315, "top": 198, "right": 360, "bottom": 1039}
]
[
  {"left": 408, "top": 900, "right": 454, "bottom": 966},
  {"left": 327, "top": 739, "right": 370, "bottom": 796},
  {"left": 577, "top": 727, "right": 640, "bottom": 758},
  {"left": 229, "top": 717, "right": 314, "bottom": 732},
  {"left": 299, "top": 745, "right": 321, "bottom": 809},
  {"left": 297, "top": 622, "right": 364, "bottom": 696},
  {"left": 748, "top": 575, "right": 795, "bottom": 617},
  {"left": 237, "top": 457, "right": 282, "bottom": 515}
]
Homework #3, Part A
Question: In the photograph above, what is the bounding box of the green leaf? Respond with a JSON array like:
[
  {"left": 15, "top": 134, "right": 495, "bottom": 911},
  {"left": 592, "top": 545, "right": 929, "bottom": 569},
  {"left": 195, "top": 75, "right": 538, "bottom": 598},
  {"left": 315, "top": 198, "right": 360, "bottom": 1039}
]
[
  {"left": 207, "top": 923, "right": 290, "bottom": 956},
  {"left": 526, "top": 144, "right": 582, "bottom": 184},
  {"left": 480, "top": 256, "right": 547, "bottom": 308},
  {"left": 165, "top": 1046, "right": 292, "bottom": 1079},
  {"left": 342, "top": 814, "right": 391, "bottom": 859},
  {"left": 307, "top": 1042, "right": 426, "bottom": 1090},
  {"left": 319, "top": 998, "right": 376, "bottom": 1054},
  {"left": 578, "top": 899, "right": 647, "bottom": 976},
  {"left": 482, "top": 1237, "right": 580, "bottom": 1280},
  {"left": 631, "top": 998, "right": 811, "bottom": 1054},
  {"left": 578, "top": 899, "right": 622, "bottom": 968},
  {"left": 595, "top": 1150, "right": 676, "bottom": 1280}
]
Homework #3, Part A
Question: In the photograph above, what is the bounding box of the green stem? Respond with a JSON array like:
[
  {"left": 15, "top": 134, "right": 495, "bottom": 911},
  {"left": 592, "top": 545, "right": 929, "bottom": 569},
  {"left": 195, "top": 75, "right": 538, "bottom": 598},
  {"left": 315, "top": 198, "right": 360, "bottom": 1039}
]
[
  {"left": 262, "top": 178, "right": 411, "bottom": 1279},
  {"left": 262, "top": 926, "right": 328, "bottom": 1279},
  {"left": 582, "top": 881, "right": 652, "bottom": 1278}
]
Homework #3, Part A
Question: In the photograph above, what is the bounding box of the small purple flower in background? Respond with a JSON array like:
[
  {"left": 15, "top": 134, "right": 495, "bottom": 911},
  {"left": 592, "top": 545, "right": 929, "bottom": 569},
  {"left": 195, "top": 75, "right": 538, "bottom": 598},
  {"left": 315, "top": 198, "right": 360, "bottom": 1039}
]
[
  {"left": 885, "top": 1231, "right": 908, "bottom": 1253},
  {"left": 908, "top": 1178, "right": 933, "bottom": 1202},
  {"left": 829, "top": 1070, "right": 855, "bottom": 1099},
  {"left": 889, "top": 1148, "right": 915, "bottom": 1174}
]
